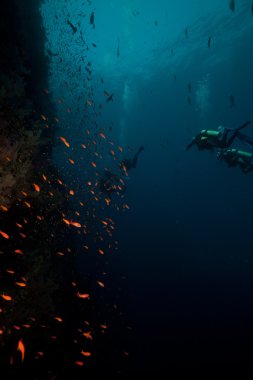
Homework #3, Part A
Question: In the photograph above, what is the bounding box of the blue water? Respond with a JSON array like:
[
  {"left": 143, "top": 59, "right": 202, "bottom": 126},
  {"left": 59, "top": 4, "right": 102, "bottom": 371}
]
[{"left": 41, "top": 0, "right": 253, "bottom": 372}]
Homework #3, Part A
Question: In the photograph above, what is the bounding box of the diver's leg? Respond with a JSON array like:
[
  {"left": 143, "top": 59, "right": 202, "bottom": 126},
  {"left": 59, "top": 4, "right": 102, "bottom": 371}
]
[{"left": 132, "top": 147, "right": 144, "bottom": 168}]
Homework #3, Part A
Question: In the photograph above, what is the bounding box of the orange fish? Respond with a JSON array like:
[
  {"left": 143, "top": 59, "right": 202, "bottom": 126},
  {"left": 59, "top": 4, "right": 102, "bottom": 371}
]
[
  {"left": 98, "top": 249, "right": 104, "bottom": 255},
  {"left": 75, "top": 361, "right": 84, "bottom": 366},
  {"left": 17, "top": 340, "right": 25, "bottom": 362},
  {"left": 14, "top": 249, "right": 23, "bottom": 254},
  {"left": 0, "top": 230, "right": 10, "bottom": 239},
  {"left": 83, "top": 331, "right": 93, "bottom": 340},
  {"left": 99, "top": 132, "right": 106, "bottom": 139},
  {"left": 81, "top": 351, "right": 91, "bottom": 357},
  {"left": 6, "top": 269, "right": 15, "bottom": 274},
  {"left": 69, "top": 158, "right": 75, "bottom": 164},
  {"left": 0, "top": 205, "right": 8, "bottom": 212},
  {"left": 97, "top": 281, "right": 105, "bottom": 288},
  {"left": 54, "top": 317, "right": 63, "bottom": 322},
  {"left": 1, "top": 294, "right": 12, "bottom": 301},
  {"left": 76, "top": 292, "right": 90, "bottom": 299},
  {"left": 15, "top": 282, "right": 26, "bottom": 287},
  {"left": 70, "top": 221, "right": 82, "bottom": 228},
  {"left": 33, "top": 183, "right": 40, "bottom": 192},
  {"left": 60, "top": 136, "right": 70, "bottom": 148}
]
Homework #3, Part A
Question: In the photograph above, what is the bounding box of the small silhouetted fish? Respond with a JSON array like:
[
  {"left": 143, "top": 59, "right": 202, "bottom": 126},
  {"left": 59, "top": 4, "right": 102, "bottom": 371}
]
[
  {"left": 229, "top": 0, "right": 235, "bottom": 12},
  {"left": 155, "top": 21, "right": 158, "bottom": 26},
  {"left": 101, "top": 78, "right": 104, "bottom": 83},
  {"left": 67, "top": 19, "right": 77, "bottom": 34},
  {"left": 251, "top": 2, "right": 253, "bottom": 14},
  {"left": 117, "top": 39, "right": 120, "bottom": 57},
  {"left": 106, "top": 94, "right": 114, "bottom": 102},
  {"left": 187, "top": 96, "right": 191, "bottom": 105},
  {"left": 229, "top": 94, "right": 235, "bottom": 106},
  {"left": 92, "top": 43, "right": 97, "bottom": 47},
  {"left": 208, "top": 36, "right": 211, "bottom": 48},
  {"left": 90, "top": 11, "right": 95, "bottom": 25}
]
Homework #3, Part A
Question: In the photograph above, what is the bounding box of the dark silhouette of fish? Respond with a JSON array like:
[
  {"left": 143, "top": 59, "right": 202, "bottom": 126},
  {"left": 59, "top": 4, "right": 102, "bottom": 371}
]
[
  {"left": 229, "top": 0, "right": 235, "bottom": 12},
  {"left": 117, "top": 38, "right": 120, "bottom": 57},
  {"left": 106, "top": 94, "right": 114, "bottom": 102},
  {"left": 67, "top": 19, "right": 77, "bottom": 34},
  {"left": 229, "top": 94, "right": 235, "bottom": 106},
  {"left": 251, "top": 2, "right": 253, "bottom": 14},
  {"left": 187, "top": 96, "right": 191, "bottom": 105},
  {"left": 90, "top": 11, "right": 95, "bottom": 28},
  {"left": 208, "top": 36, "right": 211, "bottom": 48}
]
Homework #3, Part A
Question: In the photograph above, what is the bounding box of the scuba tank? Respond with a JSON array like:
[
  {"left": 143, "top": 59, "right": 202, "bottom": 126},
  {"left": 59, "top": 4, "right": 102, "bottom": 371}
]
[
  {"left": 237, "top": 150, "right": 252, "bottom": 159},
  {"left": 226, "top": 149, "right": 252, "bottom": 159},
  {"left": 200, "top": 129, "right": 220, "bottom": 137}
]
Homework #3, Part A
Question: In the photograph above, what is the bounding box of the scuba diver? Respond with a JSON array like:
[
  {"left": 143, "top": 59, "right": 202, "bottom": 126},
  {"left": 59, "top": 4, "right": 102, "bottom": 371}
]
[
  {"left": 217, "top": 148, "right": 253, "bottom": 173},
  {"left": 99, "top": 169, "right": 127, "bottom": 198},
  {"left": 119, "top": 145, "right": 144, "bottom": 173},
  {"left": 186, "top": 121, "right": 251, "bottom": 152},
  {"left": 99, "top": 145, "right": 144, "bottom": 197}
]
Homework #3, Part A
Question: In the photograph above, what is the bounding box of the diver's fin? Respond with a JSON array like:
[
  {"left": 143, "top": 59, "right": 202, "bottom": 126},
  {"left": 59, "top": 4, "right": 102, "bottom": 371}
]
[
  {"left": 236, "top": 131, "right": 253, "bottom": 149},
  {"left": 235, "top": 120, "right": 251, "bottom": 131}
]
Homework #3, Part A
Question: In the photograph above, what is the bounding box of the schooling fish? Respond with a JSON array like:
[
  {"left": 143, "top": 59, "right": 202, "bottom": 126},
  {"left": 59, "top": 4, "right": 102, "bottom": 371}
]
[
  {"left": 208, "top": 36, "right": 211, "bottom": 48},
  {"left": 229, "top": 0, "right": 235, "bottom": 12}
]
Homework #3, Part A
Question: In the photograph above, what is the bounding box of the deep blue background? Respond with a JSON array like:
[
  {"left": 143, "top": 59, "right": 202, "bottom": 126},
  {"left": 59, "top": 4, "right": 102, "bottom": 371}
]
[{"left": 41, "top": 0, "right": 253, "bottom": 372}]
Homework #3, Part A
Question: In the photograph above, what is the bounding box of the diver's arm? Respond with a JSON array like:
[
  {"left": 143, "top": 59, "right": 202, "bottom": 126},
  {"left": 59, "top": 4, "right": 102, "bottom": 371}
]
[{"left": 185, "top": 138, "right": 196, "bottom": 151}]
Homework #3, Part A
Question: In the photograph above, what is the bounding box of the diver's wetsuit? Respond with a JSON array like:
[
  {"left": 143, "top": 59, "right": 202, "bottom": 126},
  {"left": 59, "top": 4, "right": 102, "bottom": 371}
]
[
  {"left": 120, "top": 146, "right": 144, "bottom": 171},
  {"left": 99, "top": 169, "right": 127, "bottom": 197},
  {"left": 217, "top": 148, "right": 253, "bottom": 173},
  {"left": 186, "top": 121, "right": 251, "bottom": 151}
]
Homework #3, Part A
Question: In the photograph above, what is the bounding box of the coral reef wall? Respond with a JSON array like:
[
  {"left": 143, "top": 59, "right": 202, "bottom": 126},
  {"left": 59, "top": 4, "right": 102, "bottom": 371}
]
[{"left": 0, "top": 0, "right": 55, "bottom": 208}]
